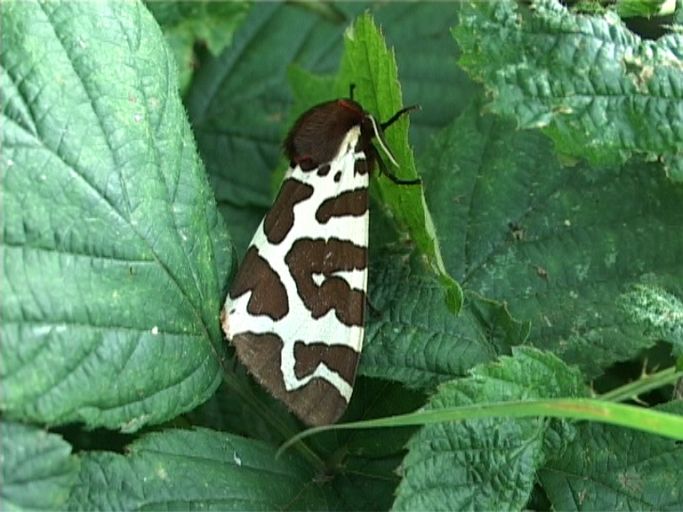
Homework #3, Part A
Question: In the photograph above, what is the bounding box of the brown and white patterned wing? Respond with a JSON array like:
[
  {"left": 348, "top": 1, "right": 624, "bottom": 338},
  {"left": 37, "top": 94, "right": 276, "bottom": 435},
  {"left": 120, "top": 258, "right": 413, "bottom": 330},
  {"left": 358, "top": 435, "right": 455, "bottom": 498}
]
[{"left": 222, "top": 127, "right": 369, "bottom": 426}]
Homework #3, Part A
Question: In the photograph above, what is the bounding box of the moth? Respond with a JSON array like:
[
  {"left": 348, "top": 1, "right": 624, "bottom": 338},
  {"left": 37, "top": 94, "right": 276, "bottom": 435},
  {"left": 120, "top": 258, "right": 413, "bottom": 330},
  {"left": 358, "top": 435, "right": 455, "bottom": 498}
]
[{"left": 221, "top": 95, "right": 417, "bottom": 426}]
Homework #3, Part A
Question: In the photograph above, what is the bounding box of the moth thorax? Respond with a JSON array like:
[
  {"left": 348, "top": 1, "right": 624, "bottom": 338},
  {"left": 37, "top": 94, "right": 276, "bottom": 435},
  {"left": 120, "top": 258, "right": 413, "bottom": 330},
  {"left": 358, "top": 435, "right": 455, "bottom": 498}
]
[{"left": 332, "top": 125, "right": 362, "bottom": 162}]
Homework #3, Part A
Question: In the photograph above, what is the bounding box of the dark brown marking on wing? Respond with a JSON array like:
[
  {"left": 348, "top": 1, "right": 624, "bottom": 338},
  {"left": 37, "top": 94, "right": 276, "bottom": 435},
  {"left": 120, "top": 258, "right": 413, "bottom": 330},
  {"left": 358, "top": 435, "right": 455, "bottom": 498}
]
[
  {"left": 232, "top": 332, "right": 285, "bottom": 389},
  {"left": 263, "top": 178, "right": 314, "bottom": 244},
  {"left": 229, "top": 247, "right": 288, "bottom": 320},
  {"left": 232, "top": 332, "right": 349, "bottom": 425},
  {"left": 285, "top": 238, "right": 366, "bottom": 326},
  {"left": 317, "top": 164, "right": 331, "bottom": 177},
  {"left": 354, "top": 158, "right": 368, "bottom": 176},
  {"left": 294, "top": 342, "right": 358, "bottom": 386},
  {"left": 315, "top": 188, "right": 368, "bottom": 224},
  {"left": 334, "top": 171, "right": 342, "bottom": 182}
]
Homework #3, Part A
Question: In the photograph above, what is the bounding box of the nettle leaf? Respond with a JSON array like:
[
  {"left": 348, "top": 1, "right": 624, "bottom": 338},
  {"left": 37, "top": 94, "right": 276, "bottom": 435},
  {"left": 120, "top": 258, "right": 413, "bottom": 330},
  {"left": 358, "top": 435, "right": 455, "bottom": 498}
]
[
  {"left": 393, "top": 347, "right": 586, "bottom": 511},
  {"left": 146, "top": 1, "right": 250, "bottom": 94},
  {"left": 453, "top": 0, "right": 683, "bottom": 180},
  {"left": 1, "top": 421, "right": 79, "bottom": 511},
  {"left": 362, "top": 249, "right": 528, "bottom": 389},
  {"left": 539, "top": 401, "right": 683, "bottom": 510},
  {"left": 423, "top": 100, "right": 683, "bottom": 376},
  {"left": 67, "top": 428, "right": 328, "bottom": 510},
  {"left": 620, "top": 285, "right": 683, "bottom": 356},
  {"left": 1, "top": 1, "right": 230, "bottom": 430}
]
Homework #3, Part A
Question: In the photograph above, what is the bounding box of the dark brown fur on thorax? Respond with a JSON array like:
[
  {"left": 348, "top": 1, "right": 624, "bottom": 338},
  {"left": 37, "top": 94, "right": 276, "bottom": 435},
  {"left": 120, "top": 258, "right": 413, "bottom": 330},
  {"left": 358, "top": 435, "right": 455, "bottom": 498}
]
[{"left": 283, "top": 99, "right": 377, "bottom": 171}]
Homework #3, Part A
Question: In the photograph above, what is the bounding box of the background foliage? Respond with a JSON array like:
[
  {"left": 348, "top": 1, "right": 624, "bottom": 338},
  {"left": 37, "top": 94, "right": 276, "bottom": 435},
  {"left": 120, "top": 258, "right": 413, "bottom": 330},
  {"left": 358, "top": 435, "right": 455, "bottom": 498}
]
[{"left": 2, "top": 0, "right": 683, "bottom": 510}]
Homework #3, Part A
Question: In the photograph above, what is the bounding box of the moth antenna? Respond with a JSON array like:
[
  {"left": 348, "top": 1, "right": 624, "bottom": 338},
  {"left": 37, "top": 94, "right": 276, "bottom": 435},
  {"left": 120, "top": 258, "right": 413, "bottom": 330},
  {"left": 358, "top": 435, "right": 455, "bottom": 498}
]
[
  {"left": 349, "top": 83, "right": 356, "bottom": 100},
  {"left": 367, "top": 115, "right": 399, "bottom": 167},
  {"left": 381, "top": 104, "right": 421, "bottom": 130}
]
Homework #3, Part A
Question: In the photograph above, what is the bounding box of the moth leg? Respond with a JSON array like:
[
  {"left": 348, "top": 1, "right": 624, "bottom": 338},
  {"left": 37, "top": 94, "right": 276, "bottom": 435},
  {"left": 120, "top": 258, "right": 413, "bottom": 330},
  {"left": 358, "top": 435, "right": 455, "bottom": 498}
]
[
  {"left": 381, "top": 104, "right": 421, "bottom": 130},
  {"left": 376, "top": 153, "right": 421, "bottom": 185}
]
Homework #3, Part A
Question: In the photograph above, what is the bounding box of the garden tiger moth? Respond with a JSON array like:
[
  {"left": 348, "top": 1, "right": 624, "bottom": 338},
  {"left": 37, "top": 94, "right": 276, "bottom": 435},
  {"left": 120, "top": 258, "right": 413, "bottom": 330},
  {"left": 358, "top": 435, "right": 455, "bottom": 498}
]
[{"left": 221, "top": 96, "right": 418, "bottom": 426}]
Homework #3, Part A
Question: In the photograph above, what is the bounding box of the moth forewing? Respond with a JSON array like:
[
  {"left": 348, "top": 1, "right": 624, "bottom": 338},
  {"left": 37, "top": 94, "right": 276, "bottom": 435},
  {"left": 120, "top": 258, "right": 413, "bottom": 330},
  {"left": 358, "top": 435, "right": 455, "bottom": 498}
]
[{"left": 222, "top": 98, "right": 414, "bottom": 426}]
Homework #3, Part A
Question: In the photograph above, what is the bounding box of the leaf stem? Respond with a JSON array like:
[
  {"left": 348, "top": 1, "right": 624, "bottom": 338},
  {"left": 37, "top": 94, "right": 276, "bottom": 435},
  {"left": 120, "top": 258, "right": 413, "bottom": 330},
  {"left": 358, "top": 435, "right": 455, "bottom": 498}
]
[{"left": 598, "top": 366, "right": 683, "bottom": 402}]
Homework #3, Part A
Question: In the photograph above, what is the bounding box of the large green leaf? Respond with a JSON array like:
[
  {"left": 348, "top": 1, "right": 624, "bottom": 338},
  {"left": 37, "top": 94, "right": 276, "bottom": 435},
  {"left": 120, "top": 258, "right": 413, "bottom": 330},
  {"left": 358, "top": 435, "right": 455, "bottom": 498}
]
[
  {"left": 1, "top": 0, "right": 230, "bottom": 430},
  {"left": 363, "top": 249, "right": 528, "bottom": 389},
  {"left": 453, "top": 0, "right": 683, "bottom": 179},
  {"left": 539, "top": 401, "right": 683, "bottom": 510},
  {"left": 423, "top": 100, "right": 683, "bottom": 376},
  {"left": 1, "top": 421, "right": 79, "bottom": 511},
  {"left": 67, "top": 428, "right": 328, "bottom": 510},
  {"left": 393, "top": 347, "right": 586, "bottom": 511}
]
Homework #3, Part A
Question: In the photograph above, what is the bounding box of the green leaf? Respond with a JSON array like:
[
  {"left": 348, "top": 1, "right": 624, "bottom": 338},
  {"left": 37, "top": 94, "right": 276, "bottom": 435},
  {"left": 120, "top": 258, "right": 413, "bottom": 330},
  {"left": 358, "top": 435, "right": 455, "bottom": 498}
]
[
  {"left": 146, "top": 1, "right": 250, "bottom": 94},
  {"left": 676, "top": 0, "right": 683, "bottom": 24},
  {"left": 615, "top": 0, "right": 668, "bottom": 18},
  {"left": 1, "top": 0, "right": 230, "bottom": 430},
  {"left": 67, "top": 428, "right": 328, "bottom": 510},
  {"left": 539, "top": 401, "right": 683, "bottom": 510},
  {"left": 1, "top": 421, "right": 79, "bottom": 511},
  {"left": 620, "top": 285, "right": 683, "bottom": 356},
  {"left": 423, "top": 100, "right": 683, "bottom": 376},
  {"left": 362, "top": 249, "right": 528, "bottom": 389},
  {"left": 453, "top": 0, "right": 683, "bottom": 179},
  {"left": 392, "top": 347, "right": 586, "bottom": 511}
]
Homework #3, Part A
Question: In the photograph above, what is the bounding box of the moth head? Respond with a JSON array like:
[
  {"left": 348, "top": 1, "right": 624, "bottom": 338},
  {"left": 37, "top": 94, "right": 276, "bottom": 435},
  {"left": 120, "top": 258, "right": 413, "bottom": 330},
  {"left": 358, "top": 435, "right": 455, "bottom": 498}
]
[{"left": 283, "top": 97, "right": 418, "bottom": 177}]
